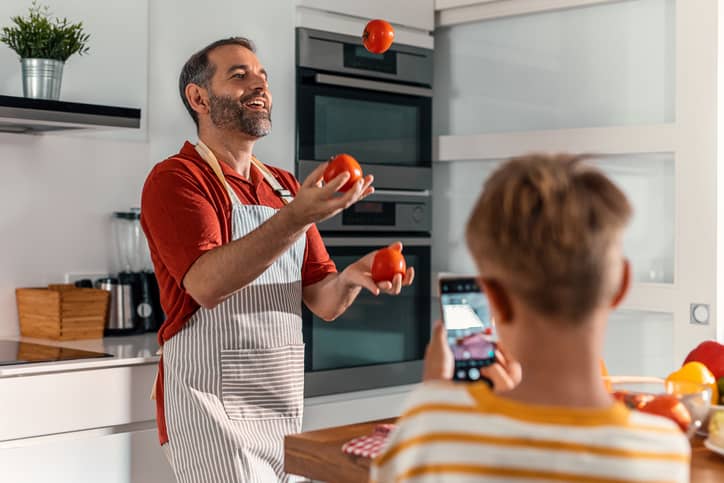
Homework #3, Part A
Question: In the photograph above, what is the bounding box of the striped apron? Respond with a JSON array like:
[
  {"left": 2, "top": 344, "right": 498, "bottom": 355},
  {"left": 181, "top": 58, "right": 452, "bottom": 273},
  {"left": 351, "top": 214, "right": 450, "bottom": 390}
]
[{"left": 162, "top": 142, "right": 305, "bottom": 482}]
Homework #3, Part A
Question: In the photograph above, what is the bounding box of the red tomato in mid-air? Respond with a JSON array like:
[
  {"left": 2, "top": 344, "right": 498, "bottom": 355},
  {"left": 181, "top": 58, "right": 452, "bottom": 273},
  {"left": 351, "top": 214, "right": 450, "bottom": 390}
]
[{"left": 363, "top": 19, "right": 395, "bottom": 54}]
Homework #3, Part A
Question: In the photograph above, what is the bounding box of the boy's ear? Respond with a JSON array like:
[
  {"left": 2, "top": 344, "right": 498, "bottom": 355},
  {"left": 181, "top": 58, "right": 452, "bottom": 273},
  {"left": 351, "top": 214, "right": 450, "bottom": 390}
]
[
  {"left": 610, "top": 258, "right": 631, "bottom": 309},
  {"left": 479, "top": 278, "right": 514, "bottom": 324}
]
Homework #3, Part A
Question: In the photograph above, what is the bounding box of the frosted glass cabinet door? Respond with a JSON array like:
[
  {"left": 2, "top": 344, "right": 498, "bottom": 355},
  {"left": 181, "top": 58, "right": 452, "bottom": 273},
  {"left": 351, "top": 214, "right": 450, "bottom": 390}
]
[
  {"left": 604, "top": 310, "right": 675, "bottom": 377},
  {"left": 594, "top": 154, "right": 675, "bottom": 284},
  {"left": 433, "top": 0, "right": 675, "bottom": 135},
  {"left": 432, "top": 153, "right": 675, "bottom": 285}
]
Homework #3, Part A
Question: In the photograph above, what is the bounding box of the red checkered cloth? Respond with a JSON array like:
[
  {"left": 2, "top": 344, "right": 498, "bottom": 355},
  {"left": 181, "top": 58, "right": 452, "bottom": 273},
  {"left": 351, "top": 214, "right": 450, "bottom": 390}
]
[{"left": 341, "top": 423, "right": 397, "bottom": 459}]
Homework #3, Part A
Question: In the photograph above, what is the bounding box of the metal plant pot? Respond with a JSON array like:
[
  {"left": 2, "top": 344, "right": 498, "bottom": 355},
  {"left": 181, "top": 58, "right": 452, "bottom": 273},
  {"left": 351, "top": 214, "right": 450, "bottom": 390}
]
[{"left": 21, "top": 58, "right": 64, "bottom": 100}]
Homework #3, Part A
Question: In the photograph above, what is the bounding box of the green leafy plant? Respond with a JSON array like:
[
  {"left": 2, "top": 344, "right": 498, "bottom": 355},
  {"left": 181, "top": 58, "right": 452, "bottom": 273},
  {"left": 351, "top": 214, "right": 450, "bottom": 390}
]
[{"left": 0, "top": 1, "right": 90, "bottom": 62}]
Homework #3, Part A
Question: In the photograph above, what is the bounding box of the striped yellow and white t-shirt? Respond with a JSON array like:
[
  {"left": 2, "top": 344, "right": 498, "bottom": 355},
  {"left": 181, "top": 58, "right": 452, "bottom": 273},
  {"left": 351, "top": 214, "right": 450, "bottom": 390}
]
[{"left": 370, "top": 382, "right": 690, "bottom": 483}]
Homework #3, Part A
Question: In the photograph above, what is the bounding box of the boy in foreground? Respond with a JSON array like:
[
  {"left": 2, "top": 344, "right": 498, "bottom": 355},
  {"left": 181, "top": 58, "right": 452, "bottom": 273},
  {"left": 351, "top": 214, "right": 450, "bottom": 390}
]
[{"left": 371, "top": 154, "right": 690, "bottom": 482}]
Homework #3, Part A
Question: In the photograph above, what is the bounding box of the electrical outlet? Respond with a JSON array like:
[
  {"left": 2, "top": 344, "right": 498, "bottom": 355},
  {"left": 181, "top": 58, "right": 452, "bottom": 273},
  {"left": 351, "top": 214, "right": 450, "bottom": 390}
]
[{"left": 64, "top": 272, "right": 109, "bottom": 285}]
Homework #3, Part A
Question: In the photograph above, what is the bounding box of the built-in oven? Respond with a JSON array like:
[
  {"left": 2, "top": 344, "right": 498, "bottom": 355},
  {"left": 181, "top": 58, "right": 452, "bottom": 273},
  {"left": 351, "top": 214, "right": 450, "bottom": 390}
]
[
  {"left": 303, "top": 235, "right": 431, "bottom": 397},
  {"left": 296, "top": 27, "right": 433, "bottom": 396},
  {"left": 296, "top": 27, "right": 433, "bottom": 191},
  {"left": 302, "top": 192, "right": 433, "bottom": 397}
]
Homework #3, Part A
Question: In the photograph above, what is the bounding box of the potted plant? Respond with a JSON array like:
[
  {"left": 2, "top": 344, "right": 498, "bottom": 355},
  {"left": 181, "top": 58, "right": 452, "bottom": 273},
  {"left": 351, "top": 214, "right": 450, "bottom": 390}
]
[{"left": 0, "top": 1, "right": 89, "bottom": 100}]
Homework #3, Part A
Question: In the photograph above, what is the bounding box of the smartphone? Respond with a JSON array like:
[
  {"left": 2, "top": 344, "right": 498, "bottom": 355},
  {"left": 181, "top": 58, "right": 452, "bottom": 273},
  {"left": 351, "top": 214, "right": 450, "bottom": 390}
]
[{"left": 439, "top": 276, "right": 497, "bottom": 382}]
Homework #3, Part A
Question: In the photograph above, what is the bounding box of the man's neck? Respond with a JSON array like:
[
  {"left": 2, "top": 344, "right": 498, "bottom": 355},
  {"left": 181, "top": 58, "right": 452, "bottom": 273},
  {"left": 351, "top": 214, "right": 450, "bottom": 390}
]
[
  {"left": 198, "top": 128, "right": 256, "bottom": 179},
  {"left": 501, "top": 311, "right": 613, "bottom": 409}
]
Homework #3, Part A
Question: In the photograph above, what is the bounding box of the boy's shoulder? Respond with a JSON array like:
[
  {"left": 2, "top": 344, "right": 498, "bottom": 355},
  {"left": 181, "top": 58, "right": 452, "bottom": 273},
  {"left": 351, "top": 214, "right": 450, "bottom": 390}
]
[{"left": 399, "top": 381, "right": 478, "bottom": 416}]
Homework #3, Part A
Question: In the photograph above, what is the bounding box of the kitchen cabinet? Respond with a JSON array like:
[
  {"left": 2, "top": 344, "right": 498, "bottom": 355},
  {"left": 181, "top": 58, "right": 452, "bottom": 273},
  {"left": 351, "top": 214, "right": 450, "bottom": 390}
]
[
  {"left": 0, "top": 334, "right": 414, "bottom": 482},
  {"left": 432, "top": 0, "right": 721, "bottom": 376},
  {"left": 296, "top": 0, "right": 434, "bottom": 32},
  {"left": 295, "top": 0, "right": 435, "bottom": 49},
  {"left": 0, "top": 95, "right": 141, "bottom": 134}
]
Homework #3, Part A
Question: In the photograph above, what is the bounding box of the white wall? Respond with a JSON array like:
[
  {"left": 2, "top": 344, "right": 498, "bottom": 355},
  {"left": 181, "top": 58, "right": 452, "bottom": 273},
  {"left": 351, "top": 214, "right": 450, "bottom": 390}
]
[
  {"left": 148, "top": 0, "right": 296, "bottom": 172},
  {"left": 0, "top": 0, "right": 296, "bottom": 337}
]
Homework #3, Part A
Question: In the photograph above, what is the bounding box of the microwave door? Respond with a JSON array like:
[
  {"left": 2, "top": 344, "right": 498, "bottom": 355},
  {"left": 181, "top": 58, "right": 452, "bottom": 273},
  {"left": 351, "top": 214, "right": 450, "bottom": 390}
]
[{"left": 296, "top": 76, "right": 432, "bottom": 169}]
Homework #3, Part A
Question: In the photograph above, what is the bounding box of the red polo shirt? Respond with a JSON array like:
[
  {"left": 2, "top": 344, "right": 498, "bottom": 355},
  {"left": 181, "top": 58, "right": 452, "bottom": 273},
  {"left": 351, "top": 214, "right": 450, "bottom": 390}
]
[{"left": 141, "top": 141, "right": 336, "bottom": 444}]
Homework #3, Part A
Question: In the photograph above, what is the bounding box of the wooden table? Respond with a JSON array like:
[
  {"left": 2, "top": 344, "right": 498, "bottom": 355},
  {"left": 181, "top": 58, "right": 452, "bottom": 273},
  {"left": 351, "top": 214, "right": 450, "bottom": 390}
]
[{"left": 285, "top": 419, "right": 724, "bottom": 483}]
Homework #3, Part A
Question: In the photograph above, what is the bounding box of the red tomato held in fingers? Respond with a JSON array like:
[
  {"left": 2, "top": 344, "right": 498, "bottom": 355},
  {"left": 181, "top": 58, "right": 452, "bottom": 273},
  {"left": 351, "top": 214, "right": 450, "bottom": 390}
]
[
  {"left": 363, "top": 19, "right": 395, "bottom": 54},
  {"left": 371, "top": 246, "right": 407, "bottom": 283},
  {"left": 323, "top": 154, "right": 363, "bottom": 192}
]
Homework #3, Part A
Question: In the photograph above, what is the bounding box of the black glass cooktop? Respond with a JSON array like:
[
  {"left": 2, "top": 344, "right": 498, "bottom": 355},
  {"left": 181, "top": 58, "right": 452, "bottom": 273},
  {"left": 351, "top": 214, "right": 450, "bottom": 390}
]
[{"left": 0, "top": 340, "right": 113, "bottom": 366}]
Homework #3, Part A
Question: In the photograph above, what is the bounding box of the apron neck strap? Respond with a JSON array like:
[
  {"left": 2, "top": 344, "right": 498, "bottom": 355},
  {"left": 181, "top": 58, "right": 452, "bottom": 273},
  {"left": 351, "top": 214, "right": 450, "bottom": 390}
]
[
  {"left": 195, "top": 141, "right": 242, "bottom": 206},
  {"left": 249, "top": 157, "right": 294, "bottom": 205},
  {"left": 195, "top": 141, "right": 293, "bottom": 206}
]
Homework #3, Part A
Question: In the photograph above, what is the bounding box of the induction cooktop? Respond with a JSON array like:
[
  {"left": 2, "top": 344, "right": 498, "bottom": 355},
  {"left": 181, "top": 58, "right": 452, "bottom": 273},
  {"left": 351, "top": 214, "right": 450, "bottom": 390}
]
[{"left": 0, "top": 340, "right": 113, "bottom": 366}]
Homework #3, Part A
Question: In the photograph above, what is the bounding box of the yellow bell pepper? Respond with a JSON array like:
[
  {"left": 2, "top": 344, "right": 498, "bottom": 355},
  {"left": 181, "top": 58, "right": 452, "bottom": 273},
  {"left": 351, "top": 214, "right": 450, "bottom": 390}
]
[{"left": 666, "top": 361, "right": 719, "bottom": 405}]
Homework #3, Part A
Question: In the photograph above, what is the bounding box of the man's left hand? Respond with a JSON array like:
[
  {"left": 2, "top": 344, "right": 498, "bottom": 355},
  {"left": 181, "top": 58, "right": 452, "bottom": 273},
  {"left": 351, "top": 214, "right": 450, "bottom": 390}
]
[{"left": 339, "top": 242, "right": 415, "bottom": 296}]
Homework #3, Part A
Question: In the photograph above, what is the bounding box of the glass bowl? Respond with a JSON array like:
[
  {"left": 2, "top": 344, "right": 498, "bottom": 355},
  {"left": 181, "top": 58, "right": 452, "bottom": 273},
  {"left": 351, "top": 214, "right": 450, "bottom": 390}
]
[
  {"left": 707, "top": 404, "right": 724, "bottom": 448},
  {"left": 607, "top": 376, "right": 712, "bottom": 439}
]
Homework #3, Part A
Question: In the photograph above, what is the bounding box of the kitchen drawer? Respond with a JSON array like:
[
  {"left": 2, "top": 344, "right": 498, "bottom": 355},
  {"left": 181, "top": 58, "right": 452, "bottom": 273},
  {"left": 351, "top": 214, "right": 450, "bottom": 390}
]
[{"left": 0, "top": 364, "right": 157, "bottom": 442}]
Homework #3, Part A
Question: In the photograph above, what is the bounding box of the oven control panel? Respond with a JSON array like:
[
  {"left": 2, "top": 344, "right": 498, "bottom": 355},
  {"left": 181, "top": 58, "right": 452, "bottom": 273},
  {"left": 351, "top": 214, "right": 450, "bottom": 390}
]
[{"left": 318, "top": 198, "right": 431, "bottom": 233}]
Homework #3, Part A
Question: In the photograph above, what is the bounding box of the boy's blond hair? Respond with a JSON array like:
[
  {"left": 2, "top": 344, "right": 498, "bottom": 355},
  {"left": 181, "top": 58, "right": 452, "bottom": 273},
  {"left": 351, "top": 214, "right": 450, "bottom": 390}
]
[{"left": 465, "top": 154, "right": 632, "bottom": 321}]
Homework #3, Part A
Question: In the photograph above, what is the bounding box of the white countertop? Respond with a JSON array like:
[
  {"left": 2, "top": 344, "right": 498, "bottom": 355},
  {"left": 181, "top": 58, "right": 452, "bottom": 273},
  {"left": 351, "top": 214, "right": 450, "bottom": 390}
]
[{"left": 0, "top": 333, "right": 161, "bottom": 378}]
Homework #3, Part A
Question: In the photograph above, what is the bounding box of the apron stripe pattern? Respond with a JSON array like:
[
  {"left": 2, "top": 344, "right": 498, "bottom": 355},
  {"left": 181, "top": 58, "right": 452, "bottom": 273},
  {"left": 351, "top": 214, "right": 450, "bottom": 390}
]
[{"left": 162, "top": 143, "right": 306, "bottom": 482}]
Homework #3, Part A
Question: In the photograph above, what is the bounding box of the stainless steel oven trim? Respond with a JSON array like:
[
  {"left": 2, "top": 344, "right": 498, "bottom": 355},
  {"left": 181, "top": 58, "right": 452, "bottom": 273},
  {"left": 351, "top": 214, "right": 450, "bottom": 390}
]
[
  {"left": 304, "top": 360, "right": 423, "bottom": 397},
  {"left": 364, "top": 189, "right": 430, "bottom": 197},
  {"left": 322, "top": 237, "right": 431, "bottom": 247},
  {"left": 314, "top": 73, "right": 433, "bottom": 97},
  {"left": 295, "top": 172, "right": 430, "bottom": 198},
  {"left": 297, "top": 28, "right": 433, "bottom": 86},
  {"left": 298, "top": 161, "right": 433, "bottom": 191}
]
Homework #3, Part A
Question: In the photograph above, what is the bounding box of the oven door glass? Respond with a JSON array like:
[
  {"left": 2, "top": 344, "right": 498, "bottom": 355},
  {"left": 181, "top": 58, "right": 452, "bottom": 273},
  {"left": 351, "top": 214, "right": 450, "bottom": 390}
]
[
  {"left": 303, "top": 243, "right": 431, "bottom": 372},
  {"left": 297, "top": 73, "right": 432, "bottom": 167}
]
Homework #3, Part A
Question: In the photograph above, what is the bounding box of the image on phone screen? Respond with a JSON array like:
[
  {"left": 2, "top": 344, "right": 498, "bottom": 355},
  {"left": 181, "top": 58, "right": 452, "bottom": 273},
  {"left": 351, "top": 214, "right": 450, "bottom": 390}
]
[{"left": 440, "top": 278, "right": 497, "bottom": 382}]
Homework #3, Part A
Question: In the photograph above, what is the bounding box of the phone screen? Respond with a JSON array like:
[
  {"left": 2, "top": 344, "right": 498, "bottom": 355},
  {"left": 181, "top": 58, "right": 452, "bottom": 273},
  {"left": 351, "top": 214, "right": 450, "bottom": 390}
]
[{"left": 439, "top": 277, "right": 497, "bottom": 382}]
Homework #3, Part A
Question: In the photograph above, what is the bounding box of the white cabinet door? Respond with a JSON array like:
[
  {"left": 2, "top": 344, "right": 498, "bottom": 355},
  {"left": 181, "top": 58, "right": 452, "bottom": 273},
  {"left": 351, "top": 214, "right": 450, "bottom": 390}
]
[
  {"left": 433, "top": 0, "right": 721, "bottom": 376},
  {"left": 0, "top": 429, "right": 175, "bottom": 483},
  {"left": 0, "top": 364, "right": 157, "bottom": 441},
  {"left": 296, "top": 0, "right": 435, "bottom": 31}
]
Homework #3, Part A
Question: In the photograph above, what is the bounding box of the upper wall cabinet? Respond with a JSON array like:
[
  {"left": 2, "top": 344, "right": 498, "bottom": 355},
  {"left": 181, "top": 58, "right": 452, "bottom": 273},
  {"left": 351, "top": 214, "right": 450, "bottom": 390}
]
[
  {"left": 433, "top": 0, "right": 675, "bottom": 135},
  {"left": 296, "top": 0, "right": 435, "bottom": 32}
]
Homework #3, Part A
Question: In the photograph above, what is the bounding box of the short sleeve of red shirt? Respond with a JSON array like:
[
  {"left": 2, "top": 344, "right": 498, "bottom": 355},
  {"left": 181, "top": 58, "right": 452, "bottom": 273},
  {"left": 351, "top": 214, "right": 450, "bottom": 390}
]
[{"left": 141, "top": 164, "right": 225, "bottom": 287}]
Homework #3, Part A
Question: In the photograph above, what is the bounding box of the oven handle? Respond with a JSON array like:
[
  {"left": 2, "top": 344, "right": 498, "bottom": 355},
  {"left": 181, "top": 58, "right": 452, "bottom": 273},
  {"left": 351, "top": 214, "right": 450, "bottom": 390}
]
[
  {"left": 322, "top": 236, "right": 431, "bottom": 247},
  {"left": 314, "top": 73, "right": 433, "bottom": 98},
  {"left": 370, "top": 189, "right": 430, "bottom": 197}
]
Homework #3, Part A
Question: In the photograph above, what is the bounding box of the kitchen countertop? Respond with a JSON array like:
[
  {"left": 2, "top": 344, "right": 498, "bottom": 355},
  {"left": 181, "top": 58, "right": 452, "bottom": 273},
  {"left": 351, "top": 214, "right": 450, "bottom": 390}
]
[
  {"left": 285, "top": 419, "right": 724, "bottom": 483},
  {"left": 0, "top": 332, "right": 160, "bottom": 378}
]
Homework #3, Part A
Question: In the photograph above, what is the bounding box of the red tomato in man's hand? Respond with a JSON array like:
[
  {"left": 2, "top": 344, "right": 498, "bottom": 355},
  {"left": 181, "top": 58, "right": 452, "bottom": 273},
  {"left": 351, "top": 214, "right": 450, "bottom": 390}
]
[
  {"left": 371, "top": 246, "right": 407, "bottom": 283},
  {"left": 323, "top": 154, "right": 363, "bottom": 192},
  {"left": 363, "top": 19, "right": 395, "bottom": 54}
]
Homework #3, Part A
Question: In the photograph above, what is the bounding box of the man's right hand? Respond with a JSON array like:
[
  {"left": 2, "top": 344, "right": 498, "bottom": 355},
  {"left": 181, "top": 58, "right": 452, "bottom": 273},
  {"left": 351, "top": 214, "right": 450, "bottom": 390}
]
[{"left": 286, "top": 162, "right": 374, "bottom": 226}]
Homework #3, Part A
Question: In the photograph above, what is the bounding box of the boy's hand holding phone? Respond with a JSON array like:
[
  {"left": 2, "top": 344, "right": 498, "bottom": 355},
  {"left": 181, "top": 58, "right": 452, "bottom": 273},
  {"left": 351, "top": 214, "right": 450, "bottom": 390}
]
[{"left": 424, "top": 320, "right": 521, "bottom": 391}]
